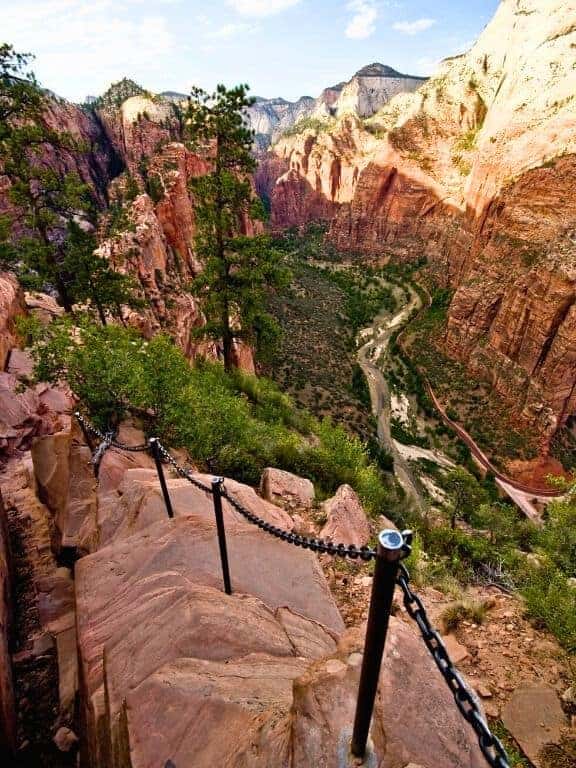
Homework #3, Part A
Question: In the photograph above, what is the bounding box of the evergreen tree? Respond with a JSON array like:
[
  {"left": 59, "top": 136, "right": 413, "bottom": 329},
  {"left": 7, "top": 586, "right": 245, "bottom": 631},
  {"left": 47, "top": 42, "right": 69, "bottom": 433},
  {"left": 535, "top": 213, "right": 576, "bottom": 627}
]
[
  {"left": 0, "top": 44, "right": 92, "bottom": 308},
  {"left": 0, "top": 44, "right": 137, "bottom": 319},
  {"left": 62, "top": 221, "right": 141, "bottom": 325},
  {"left": 184, "top": 84, "right": 289, "bottom": 371}
]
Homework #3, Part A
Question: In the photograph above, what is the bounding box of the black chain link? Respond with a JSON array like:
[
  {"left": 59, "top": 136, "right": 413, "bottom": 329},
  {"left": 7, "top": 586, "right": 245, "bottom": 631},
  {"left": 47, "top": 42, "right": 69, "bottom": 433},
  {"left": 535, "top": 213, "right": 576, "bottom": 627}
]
[
  {"left": 74, "top": 414, "right": 510, "bottom": 768},
  {"left": 397, "top": 564, "right": 510, "bottom": 768},
  {"left": 220, "top": 482, "right": 378, "bottom": 560},
  {"left": 75, "top": 412, "right": 150, "bottom": 452}
]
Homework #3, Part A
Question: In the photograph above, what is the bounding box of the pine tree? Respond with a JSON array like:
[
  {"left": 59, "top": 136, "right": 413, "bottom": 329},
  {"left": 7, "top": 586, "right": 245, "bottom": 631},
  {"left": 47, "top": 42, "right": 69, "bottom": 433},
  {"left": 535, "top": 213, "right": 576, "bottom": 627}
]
[
  {"left": 0, "top": 44, "right": 92, "bottom": 309},
  {"left": 0, "top": 44, "right": 137, "bottom": 319},
  {"left": 62, "top": 221, "right": 141, "bottom": 325},
  {"left": 184, "top": 84, "right": 289, "bottom": 371}
]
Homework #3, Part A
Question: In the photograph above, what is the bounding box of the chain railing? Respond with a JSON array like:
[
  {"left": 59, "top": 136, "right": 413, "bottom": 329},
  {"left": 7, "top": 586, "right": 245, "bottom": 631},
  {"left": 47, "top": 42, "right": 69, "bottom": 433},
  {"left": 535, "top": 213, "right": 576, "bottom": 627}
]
[{"left": 73, "top": 411, "right": 510, "bottom": 768}]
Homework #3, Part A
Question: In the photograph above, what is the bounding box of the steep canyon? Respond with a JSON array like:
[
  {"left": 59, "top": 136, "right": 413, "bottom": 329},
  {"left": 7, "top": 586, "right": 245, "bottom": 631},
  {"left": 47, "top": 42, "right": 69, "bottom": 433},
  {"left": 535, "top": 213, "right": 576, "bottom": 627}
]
[{"left": 258, "top": 0, "right": 576, "bottom": 462}]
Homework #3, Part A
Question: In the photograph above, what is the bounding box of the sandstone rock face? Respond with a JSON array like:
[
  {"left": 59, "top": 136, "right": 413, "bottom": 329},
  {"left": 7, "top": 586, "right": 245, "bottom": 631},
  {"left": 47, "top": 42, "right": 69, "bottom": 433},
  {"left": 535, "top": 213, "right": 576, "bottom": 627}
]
[
  {"left": 248, "top": 63, "right": 425, "bottom": 150},
  {"left": 97, "top": 95, "right": 180, "bottom": 176},
  {"left": 32, "top": 420, "right": 97, "bottom": 552},
  {"left": 260, "top": 467, "right": 315, "bottom": 510},
  {"left": 0, "top": 489, "right": 16, "bottom": 753},
  {"left": 265, "top": 116, "right": 373, "bottom": 229},
  {"left": 320, "top": 484, "right": 371, "bottom": 547},
  {"left": 0, "top": 274, "right": 23, "bottom": 371},
  {"left": 265, "top": 0, "right": 576, "bottom": 446},
  {"left": 502, "top": 684, "right": 566, "bottom": 767}
]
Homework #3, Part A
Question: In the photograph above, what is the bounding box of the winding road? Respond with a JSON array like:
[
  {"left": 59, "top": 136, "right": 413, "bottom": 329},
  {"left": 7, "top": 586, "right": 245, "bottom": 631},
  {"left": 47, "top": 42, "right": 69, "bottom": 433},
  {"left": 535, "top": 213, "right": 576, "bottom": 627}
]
[
  {"left": 356, "top": 273, "right": 563, "bottom": 518},
  {"left": 357, "top": 284, "right": 425, "bottom": 508}
]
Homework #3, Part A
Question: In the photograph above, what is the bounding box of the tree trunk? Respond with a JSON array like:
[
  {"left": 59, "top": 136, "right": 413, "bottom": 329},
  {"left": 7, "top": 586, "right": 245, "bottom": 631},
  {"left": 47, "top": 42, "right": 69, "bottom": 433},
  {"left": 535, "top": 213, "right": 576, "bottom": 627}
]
[{"left": 215, "top": 130, "right": 235, "bottom": 373}]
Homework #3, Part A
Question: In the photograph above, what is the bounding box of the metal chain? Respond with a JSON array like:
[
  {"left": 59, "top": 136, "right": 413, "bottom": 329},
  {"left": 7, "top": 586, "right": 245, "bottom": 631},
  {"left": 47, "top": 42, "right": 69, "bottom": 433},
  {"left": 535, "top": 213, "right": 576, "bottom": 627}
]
[
  {"left": 154, "top": 441, "right": 214, "bottom": 495},
  {"left": 397, "top": 564, "right": 510, "bottom": 768},
  {"left": 74, "top": 412, "right": 150, "bottom": 452},
  {"left": 75, "top": 411, "right": 509, "bottom": 768},
  {"left": 220, "top": 479, "right": 377, "bottom": 561}
]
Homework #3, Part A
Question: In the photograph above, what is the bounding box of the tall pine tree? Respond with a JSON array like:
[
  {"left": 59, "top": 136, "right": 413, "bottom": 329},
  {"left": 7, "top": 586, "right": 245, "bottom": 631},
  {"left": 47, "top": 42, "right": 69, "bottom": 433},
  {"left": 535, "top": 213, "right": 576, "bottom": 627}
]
[{"left": 185, "top": 84, "right": 288, "bottom": 371}]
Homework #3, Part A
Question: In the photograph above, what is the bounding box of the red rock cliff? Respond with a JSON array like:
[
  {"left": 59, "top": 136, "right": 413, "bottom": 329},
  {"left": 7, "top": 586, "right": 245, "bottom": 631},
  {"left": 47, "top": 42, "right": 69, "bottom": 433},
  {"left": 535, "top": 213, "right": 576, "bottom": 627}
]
[{"left": 261, "top": 0, "right": 576, "bottom": 446}]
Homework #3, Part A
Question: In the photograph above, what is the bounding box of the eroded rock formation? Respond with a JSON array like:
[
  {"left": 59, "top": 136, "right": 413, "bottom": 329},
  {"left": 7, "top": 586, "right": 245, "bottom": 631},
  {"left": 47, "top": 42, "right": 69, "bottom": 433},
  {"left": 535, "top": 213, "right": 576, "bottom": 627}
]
[
  {"left": 247, "top": 63, "right": 426, "bottom": 150},
  {"left": 261, "top": 0, "right": 576, "bottom": 448}
]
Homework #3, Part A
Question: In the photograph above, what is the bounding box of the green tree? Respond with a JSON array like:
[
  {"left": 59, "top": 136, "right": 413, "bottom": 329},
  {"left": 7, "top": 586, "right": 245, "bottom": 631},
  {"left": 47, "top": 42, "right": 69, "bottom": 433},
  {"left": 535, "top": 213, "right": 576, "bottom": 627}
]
[
  {"left": 444, "top": 467, "right": 488, "bottom": 529},
  {"left": 184, "top": 83, "right": 289, "bottom": 370},
  {"left": 62, "top": 221, "right": 141, "bottom": 325},
  {"left": 0, "top": 44, "right": 92, "bottom": 310}
]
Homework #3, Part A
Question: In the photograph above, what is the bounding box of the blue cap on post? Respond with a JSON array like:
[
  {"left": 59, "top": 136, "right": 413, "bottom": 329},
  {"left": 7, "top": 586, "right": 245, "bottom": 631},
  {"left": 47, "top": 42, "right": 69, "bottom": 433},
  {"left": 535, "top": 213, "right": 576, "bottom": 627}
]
[{"left": 378, "top": 529, "right": 405, "bottom": 560}]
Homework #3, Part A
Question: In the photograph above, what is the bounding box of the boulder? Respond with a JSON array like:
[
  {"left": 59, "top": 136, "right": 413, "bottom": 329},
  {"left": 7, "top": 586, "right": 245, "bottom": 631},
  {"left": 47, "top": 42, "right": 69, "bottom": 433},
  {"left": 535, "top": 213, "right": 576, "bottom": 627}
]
[
  {"left": 76, "top": 520, "right": 342, "bottom": 767},
  {"left": 260, "top": 467, "right": 315, "bottom": 510},
  {"left": 502, "top": 684, "right": 566, "bottom": 767},
  {"left": 96, "top": 422, "right": 153, "bottom": 495},
  {"left": 0, "top": 490, "right": 16, "bottom": 753},
  {"left": 0, "top": 273, "right": 23, "bottom": 371},
  {"left": 0, "top": 372, "right": 65, "bottom": 461},
  {"left": 320, "top": 484, "right": 371, "bottom": 547}
]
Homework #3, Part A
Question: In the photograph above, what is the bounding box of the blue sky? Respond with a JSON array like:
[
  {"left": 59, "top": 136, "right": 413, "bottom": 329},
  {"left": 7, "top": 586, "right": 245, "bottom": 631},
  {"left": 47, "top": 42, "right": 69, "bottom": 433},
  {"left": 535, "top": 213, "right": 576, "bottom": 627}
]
[{"left": 1, "top": 0, "right": 500, "bottom": 103}]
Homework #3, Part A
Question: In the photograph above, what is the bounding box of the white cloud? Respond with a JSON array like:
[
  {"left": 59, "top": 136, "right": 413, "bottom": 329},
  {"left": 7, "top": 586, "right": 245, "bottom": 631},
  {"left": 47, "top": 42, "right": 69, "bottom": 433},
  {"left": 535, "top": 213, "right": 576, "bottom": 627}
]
[
  {"left": 346, "top": 0, "right": 378, "bottom": 40},
  {"left": 1, "top": 1, "right": 178, "bottom": 100},
  {"left": 225, "top": 0, "right": 301, "bottom": 17},
  {"left": 208, "top": 22, "right": 257, "bottom": 39},
  {"left": 392, "top": 18, "right": 436, "bottom": 35}
]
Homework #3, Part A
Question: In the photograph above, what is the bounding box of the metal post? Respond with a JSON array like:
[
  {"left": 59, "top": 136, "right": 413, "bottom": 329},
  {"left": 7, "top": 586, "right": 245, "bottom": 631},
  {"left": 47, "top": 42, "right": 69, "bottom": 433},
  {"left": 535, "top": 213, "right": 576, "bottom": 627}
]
[
  {"left": 75, "top": 412, "right": 94, "bottom": 452},
  {"left": 211, "top": 477, "right": 232, "bottom": 595},
  {"left": 350, "top": 529, "right": 406, "bottom": 760},
  {"left": 149, "top": 438, "right": 174, "bottom": 519}
]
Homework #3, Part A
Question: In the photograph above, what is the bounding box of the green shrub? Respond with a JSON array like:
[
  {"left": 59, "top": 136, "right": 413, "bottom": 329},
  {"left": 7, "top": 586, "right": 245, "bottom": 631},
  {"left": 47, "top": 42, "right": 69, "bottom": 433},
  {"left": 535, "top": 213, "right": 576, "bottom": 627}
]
[
  {"left": 30, "top": 319, "right": 390, "bottom": 514},
  {"left": 520, "top": 566, "right": 576, "bottom": 652},
  {"left": 440, "top": 599, "right": 488, "bottom": 632}
]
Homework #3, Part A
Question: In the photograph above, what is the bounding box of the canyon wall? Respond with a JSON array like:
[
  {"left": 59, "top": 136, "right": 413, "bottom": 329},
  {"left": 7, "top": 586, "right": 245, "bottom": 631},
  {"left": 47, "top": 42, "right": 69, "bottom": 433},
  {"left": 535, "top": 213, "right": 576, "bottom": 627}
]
[
  {"left": 248, "top": 63, "right": 426, "bottom": 150},
  {"left": 262, "top": 0, "right": 576, "bottom": 446},
  {"left": 0, "top": 89, "right": 257, "bottom": 370}
]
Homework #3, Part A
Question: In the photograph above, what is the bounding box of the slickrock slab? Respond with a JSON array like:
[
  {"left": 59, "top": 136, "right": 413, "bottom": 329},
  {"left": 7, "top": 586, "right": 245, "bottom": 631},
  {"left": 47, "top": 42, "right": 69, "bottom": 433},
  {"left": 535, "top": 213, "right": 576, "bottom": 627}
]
[
  {"left": 92, "top": 469, "right": 294, "bottom": 551},
  {"left": 76, "top": 524, "right": 341, "bottom": 767},
  {"left": 123, "top": 619, "right": 485, "bottom": 768},
  {"left": 260, "top": 467, "right": 315, "bottom": 510},
  {"left": 320, "top": 484, "right": 371, "bottom": 547},
  {"left": 502, "top": 684, "right": 566, "bottom": 767},
  {"left": 127, "top": 654, "right": 305, "bottom": 768}
]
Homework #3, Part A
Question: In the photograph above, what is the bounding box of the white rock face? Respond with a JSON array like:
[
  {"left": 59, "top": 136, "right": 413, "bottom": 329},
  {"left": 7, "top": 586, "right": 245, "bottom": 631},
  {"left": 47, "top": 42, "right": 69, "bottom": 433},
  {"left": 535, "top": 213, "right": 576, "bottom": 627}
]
[
  {"left": 121, "top": 95, "right": 173, "bottom": 126},
  {"left": 330, "top": 64, "right": 425, "bottom": 119},
  {"left": 248, "top": 63, "right": 426, "bottom": 148}
]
